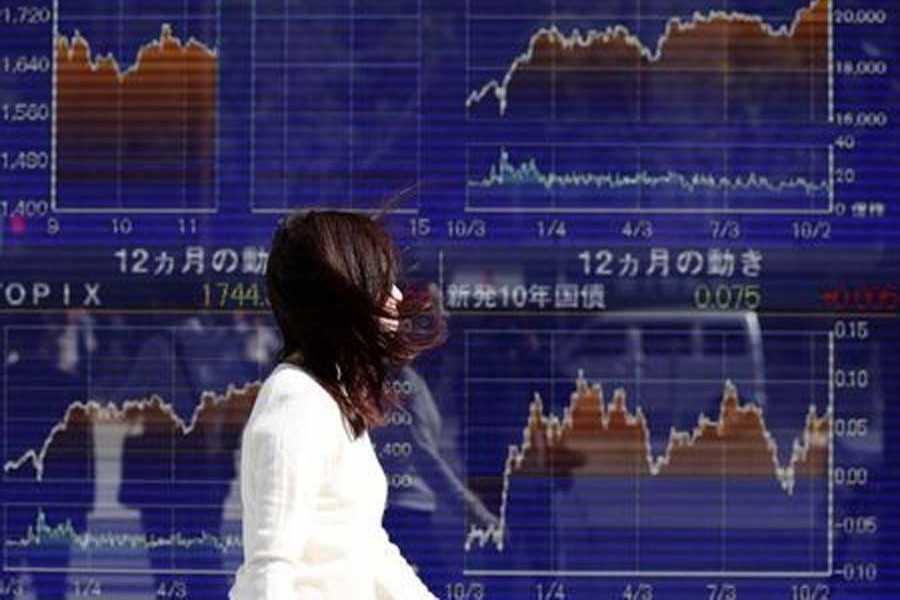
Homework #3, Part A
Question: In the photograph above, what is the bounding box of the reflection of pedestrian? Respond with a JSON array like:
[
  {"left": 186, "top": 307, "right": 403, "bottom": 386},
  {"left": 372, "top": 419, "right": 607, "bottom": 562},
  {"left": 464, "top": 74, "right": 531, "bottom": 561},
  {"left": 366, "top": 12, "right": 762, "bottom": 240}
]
[
  {"left": 6, "top": 317, "right": 96, "bottom": 600},
  {"left": 117, "top": 315, "right": 258, "bottom": 598},
  {"left": 376, "top": 365, "right": 498, "bottom": 589}
]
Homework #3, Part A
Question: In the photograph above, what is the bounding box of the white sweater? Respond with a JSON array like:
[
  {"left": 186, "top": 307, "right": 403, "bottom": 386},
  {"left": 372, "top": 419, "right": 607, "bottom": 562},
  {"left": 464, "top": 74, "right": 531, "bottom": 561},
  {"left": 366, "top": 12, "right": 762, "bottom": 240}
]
[{"left": 228, "top": 362, "right": 438, "bottom": 599}]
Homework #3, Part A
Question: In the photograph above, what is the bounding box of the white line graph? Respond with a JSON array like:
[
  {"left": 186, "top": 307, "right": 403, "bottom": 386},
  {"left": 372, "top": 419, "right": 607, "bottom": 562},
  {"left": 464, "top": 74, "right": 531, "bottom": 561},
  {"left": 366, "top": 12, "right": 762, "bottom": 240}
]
[
  {"left": 463, "top": 327, "right": 835, "bottom": 577},
  {"left": 466, "top": 0, "right": 832, "bottom": 124}
]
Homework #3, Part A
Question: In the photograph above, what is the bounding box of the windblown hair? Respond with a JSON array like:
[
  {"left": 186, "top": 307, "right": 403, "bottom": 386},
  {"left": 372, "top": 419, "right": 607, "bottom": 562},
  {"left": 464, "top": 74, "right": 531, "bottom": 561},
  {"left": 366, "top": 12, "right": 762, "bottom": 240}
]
[{"left": 265, "top": 210, "right": 445, "bottom": 437}]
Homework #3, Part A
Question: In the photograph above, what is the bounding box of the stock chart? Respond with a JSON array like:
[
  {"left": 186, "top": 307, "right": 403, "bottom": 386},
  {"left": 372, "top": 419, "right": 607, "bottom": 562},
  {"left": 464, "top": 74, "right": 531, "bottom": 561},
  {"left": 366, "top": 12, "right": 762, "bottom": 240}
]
[{"left": 0, "top": 0, "right": 897, "bottom": 598}]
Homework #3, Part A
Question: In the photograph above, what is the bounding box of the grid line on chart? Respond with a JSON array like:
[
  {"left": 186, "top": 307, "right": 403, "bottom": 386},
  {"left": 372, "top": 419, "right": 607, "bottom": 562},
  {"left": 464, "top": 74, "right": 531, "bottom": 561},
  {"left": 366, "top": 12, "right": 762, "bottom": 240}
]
[{"left": 250, "top": 2, "right": 422, "bottom": 214}]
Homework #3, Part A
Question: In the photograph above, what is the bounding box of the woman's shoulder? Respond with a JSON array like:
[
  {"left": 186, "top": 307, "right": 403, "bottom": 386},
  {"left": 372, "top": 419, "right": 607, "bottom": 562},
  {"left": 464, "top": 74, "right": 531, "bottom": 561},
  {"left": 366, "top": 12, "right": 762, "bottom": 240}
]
[
  {"left": 241, "top": 363, "right": 347, "bottom": 474},
  {"left": 251, "top": 362, "right": 344, "bottom": 432}
]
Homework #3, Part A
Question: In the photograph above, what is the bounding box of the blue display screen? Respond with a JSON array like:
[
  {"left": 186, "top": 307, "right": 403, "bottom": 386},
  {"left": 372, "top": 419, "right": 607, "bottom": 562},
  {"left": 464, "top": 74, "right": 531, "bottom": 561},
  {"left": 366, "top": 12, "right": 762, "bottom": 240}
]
[{"left": 0, "top": 0, "right": 897, "bottom": 598}]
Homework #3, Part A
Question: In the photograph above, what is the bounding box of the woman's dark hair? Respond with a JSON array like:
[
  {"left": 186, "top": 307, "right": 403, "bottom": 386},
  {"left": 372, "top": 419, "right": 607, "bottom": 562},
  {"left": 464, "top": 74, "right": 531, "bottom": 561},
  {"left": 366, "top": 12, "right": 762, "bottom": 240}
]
[{"left": 265, "top": 210, "right": 445, "bottom": 437}]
